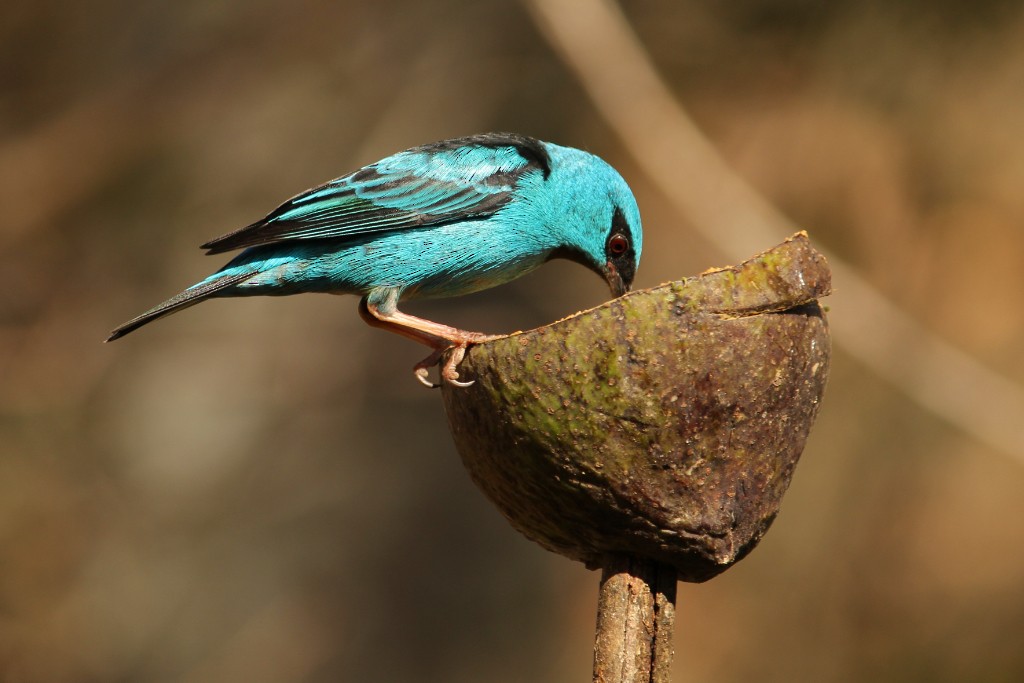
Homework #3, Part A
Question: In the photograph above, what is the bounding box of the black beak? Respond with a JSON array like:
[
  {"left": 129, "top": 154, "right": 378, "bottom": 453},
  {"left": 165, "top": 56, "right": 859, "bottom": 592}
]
[{"left": 604, "top": 262, "right": 629, "bottom": 298}]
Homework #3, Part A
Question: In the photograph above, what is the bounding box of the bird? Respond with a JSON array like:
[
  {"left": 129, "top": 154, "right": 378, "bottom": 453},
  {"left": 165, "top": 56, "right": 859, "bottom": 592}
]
[{"left": 107, "top": 132, "right": 643, "bottom": 387}]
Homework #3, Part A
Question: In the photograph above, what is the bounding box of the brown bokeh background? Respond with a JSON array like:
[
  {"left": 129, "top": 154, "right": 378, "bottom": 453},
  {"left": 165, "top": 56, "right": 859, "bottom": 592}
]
[{"left": 3, "top": 1, "right": 1024, "bottom": 681}]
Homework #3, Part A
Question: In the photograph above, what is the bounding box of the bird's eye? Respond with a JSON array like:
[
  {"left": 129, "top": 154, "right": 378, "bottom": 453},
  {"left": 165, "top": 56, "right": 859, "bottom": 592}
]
[{"left": 608, "top": 234, "right": 630, "bottom": 256}]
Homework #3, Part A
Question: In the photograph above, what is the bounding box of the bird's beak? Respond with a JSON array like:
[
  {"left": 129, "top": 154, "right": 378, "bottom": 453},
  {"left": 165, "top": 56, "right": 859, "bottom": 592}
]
[{"left": 604, "top": 262, "right": 629, "bottom": 298}]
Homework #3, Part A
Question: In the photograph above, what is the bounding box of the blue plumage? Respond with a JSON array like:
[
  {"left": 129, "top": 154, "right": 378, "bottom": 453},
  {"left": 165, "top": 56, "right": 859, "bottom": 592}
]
[{"left": 108, "top": 133, "right": 642, "bottom": 386}]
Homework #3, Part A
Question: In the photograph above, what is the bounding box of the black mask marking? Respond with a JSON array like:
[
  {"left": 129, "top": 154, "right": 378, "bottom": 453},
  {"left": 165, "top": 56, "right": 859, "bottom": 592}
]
[{"left": 605, "top": 206, "right": 636, "bottom": 290}]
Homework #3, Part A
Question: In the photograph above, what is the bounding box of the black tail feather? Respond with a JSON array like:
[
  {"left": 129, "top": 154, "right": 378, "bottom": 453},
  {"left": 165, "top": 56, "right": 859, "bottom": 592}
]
[{"left": 105, "top": 272, "right": 251, "bottom": 342}]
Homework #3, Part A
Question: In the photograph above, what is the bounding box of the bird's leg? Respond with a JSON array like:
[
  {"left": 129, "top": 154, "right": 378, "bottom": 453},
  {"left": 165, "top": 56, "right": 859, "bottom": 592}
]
[{"left": 359, "top": 292, "right": 501, "bottom": 388}]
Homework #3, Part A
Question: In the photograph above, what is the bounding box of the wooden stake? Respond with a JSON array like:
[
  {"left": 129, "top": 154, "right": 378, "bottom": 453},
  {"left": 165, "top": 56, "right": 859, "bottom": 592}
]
[{"left": 593, "top": 556, "right": 677, "bottom": 683}]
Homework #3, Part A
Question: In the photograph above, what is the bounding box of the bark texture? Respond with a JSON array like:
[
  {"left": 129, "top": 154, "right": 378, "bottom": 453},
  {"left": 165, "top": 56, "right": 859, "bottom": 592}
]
[{"left": 593, "top": 557, "right": 677, "bottom": 683}]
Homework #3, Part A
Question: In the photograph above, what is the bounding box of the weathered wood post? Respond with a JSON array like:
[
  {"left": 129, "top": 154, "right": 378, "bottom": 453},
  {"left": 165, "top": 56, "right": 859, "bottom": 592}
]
[{"left": 442, "top": 233, "right": 832, "bottom": 682}]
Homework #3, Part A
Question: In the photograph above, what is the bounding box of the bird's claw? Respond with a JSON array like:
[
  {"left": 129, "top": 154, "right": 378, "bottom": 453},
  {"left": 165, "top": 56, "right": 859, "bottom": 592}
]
[
  {"left": 413, "top": 348, "right": 444, "bottom": 388},
  {"left": 441, "top": 345, "right": 474, "bottom": 387},
  {"left": 413, "top": 344, "right": 474, "bottom": 388},
  {"left": 414, "top": 366, "right": 440, "bottom": 389}
]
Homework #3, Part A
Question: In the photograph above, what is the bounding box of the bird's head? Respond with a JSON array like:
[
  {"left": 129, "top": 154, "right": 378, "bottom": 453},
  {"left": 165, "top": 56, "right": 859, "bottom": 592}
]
[{"left": 540, "top": 144, "right": 643, "bottom": 298}]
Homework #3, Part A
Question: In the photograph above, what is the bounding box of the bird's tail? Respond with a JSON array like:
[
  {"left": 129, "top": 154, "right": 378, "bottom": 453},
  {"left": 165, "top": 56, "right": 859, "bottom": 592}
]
[{"left": 105, "top": 272, "right": 252, "bottom": 342}]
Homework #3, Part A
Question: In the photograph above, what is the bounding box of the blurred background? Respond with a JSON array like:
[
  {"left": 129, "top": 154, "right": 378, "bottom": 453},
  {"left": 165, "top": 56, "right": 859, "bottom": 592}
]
[{"left": 3, "top": 0, "right": 1024, "bottom": 681}]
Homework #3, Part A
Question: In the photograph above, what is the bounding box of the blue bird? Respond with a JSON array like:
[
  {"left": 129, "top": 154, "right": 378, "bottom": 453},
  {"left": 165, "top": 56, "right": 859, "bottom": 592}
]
[{"left": 107, "top": 133, "right": 642, "bottom": 387}]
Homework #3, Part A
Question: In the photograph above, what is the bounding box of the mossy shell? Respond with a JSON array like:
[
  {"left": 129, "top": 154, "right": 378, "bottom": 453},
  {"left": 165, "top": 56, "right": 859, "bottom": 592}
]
[{"left": 442, "top": 233, "right": 831, "bottom": 582}]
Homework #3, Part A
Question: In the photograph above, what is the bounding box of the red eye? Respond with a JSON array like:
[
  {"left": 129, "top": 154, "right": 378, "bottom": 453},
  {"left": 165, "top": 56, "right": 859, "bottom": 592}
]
[{"left": 608, "top": 234, "right": 629, "bottom": 256}]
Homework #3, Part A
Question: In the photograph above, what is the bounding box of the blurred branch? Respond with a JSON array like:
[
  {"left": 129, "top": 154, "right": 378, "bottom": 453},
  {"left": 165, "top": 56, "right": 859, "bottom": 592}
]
[{"left": 524, "top": 0, "right": 1024, "bottom": 464}]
